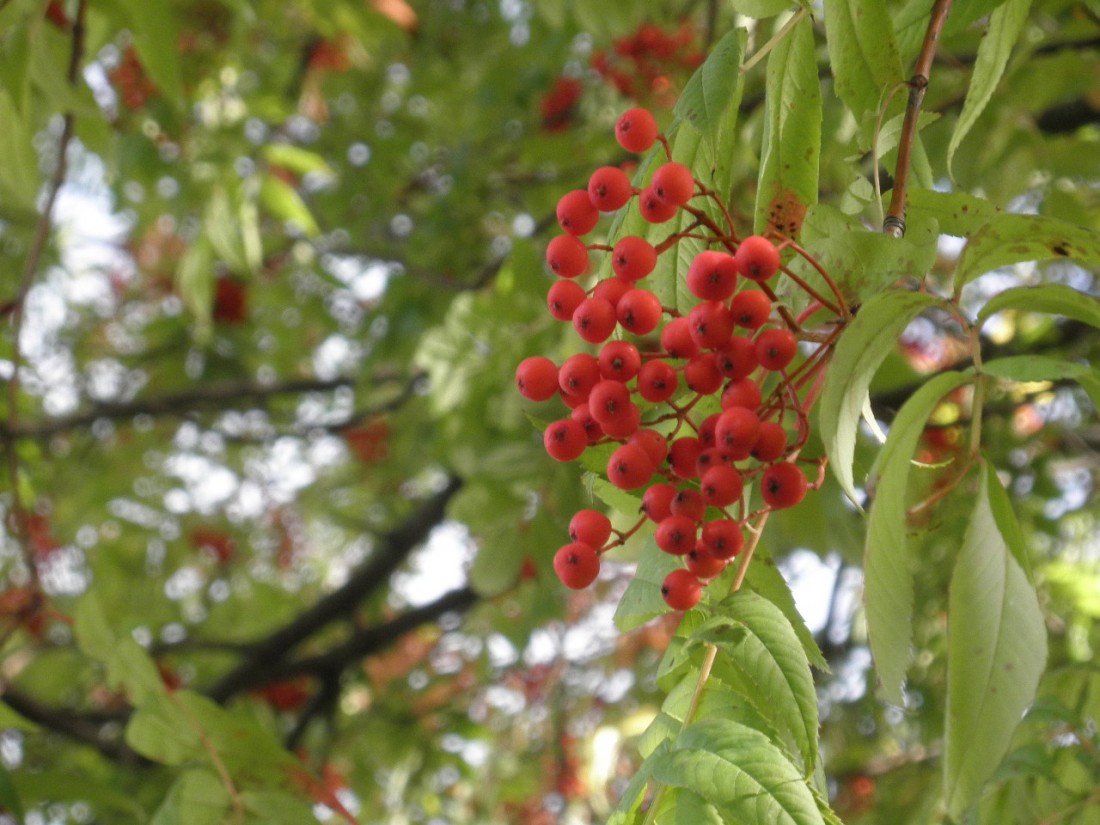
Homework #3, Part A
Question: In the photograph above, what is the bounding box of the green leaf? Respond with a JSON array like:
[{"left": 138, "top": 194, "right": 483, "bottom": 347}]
[
  {"left": 126, "top": 693, "right": 204, "bottom": 765},
  {"left": 906, "top": 188, "right": 1002, "bottom": 237},
  {"left": 944, "top": 461, "right": 1048, "bottom": 819},
  {"left": 261, "top": 144, "right": 336, "bottom": 178},
  {"left": 74, "top": 591, "right": 117, "bottom": 663},
  {"left": 755, "top": 14, "right": 821, "bottom": 237},
  {"left": 150, "top": 769, "right": 231, "bottom": 825},
  {"left": 0, "top": 764, "right": 24, "bottom": 820},
  {"left": 607, "top": 740, "right": 669, "bottom": 825},
  {"left": 744, "top": 557, "right": 830, "bottom": 673},
  {"left": 675, "top": 28, "right": 745, "bottom": 144},
  {"left": 976, "top": 284, "right": 1100, "bottom": 329},
  {"left": 736, "top": 0, "right": 810, "bottom": 17},
  {"left": 947, "top": 0, "right": 1032, "bottom": 179},
  {"left": 953, "top": 214, "right": 1100, "bottom": 295},
  {"left": 241, "top": 790, "right": 321, "bottom": 824},
  {"left": 823, "top": 0, "right": 905, "bottom": 126},
  {"left": 260, "top": 174, "right": 321, "bottom": 237},
  {"left": 696, "top": 591, "right": 820, "bottom": 772},
  {"left": 818, "top": 289, "right": 946, "bottom": 504},
  {"left": 108, "top": 0, "right": 185, "bottom": 105},
  {"left": 614, "top": 537, "right": 682, "bottom": 631},
  {"left": 589, "top": 475, "right": 643, "bottom": 518},
  {"left": 108, "top": 638, "right": 167, "bottom": 706},
  {"left": 0, "top": 91, "right": 40, "bottom": 216},
  {"left": 864, "top": 370, "right": 973, "bottom": 705},
  {"left": 651, "top": 787, "right": 724, "bottom": 824},
  {"left": 982, "top": 355, "right": 1100, "bottom": 412},
  {"left": 176, "top": 236, "right": 215, "bottom": 329},
  {"left": 651, "top": 718, "right": 826, "bottom": 825},
  {"left": 981, "top": 454, "right": 1033, "bottom": 580}
]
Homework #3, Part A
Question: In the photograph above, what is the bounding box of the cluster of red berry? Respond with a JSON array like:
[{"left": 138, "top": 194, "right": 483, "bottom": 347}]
[
  {"left": 517, "top": 108, "right": 831, "bottom": 611},
  {"left": 109, "top": 46, "right": 159, "bottom": 111},
  {"left": 591, "top": 22, "right": 703, "bottom": 107}
]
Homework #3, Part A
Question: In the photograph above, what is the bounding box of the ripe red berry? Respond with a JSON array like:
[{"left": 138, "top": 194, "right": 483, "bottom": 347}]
[
  {"left": 598, "top": 340, "right": 641, "bottom": 381},
  {"left": 642, "top": 483, "right": 677, "bottom": 522},
  {"left": 600, "top": 401, "right": 641, "bottom": 439},
  {"left": 547, "top": 279, "right": 587, "bottom": 321},
  {"left": 731, "top": 290, "right": 772, "bottom": 329},
  {"left": 588, "top": 166, "right": 633, "bottom": 212},
  {"left": 629, "top": 428, "right": 668, "bottom": 466},
  {"left": 573, "top": 297, "right": 617, "bottom": 343},
  {"left": 761, "top": 461, "right": 808, "bottom": 509},
  {"left": 607, "top": 443, "right": 655, "bottom": 490},
  {"left": 656, "top": 515, "right": 697, "bottom": 555},
  {"left": 546, "top": 235, "right": 589, "bottom": 278},
  {"left": 557, "top": 189, "right": 601, "bottom": 236},
  {"left": 615, "top": 107, "right": 658, "bottom": 153},
  {"left": 735, "top": 235, "right": 781, "bottom": 281},
  {"left": 569, "top": 510, "right": 613, "bottom": 548},
  {"left": 755, "top": 328, "right": 798, "bottom": 372},
  {"left": 714, "top": 337, "right": 757, "bottom": 380},
  {"left": 721, "top": 377, "right": 763, "bottom": 410},
  {"left": 683, "top": 352, "right": 723, "bottom": 394},
  {"left": 715, "top": 407, "right": 761, "bottom": 454},
  {"left": 668, "top": 436, "right": 703, "bottom": 479},
  {"left": 554, "top": 542, "right": 601, "bottom": 589},
  {"left": 661, "top": 568, "right": 702, "bottom": 610},
  {"left": 638, "top": 186, "right": 679, "bottom": 224},
  {"left": 617, "top": 288, "right": 663, "bottom": 335},
  {"left": 751, "top": 421, "right": 788, "bottom": 462},
  {"left": 516, "top": 356, "right": 559, "bottom": 401},
  {"left": 660, "top": 317, "right": 700, "bottom": 359},
  {"left": 571, "top": 403, "right": 604, "bottom": 443},
  {"left": 700, "top": 465, "right": 744, "bottom": 508},
  {"left": 588, "top": 379, "right": 632, "bottom": 429},
  {"left": 686, "top": 251, "right": 738, "bottom": 302},
  {"left": 688, "top": 301, "right": 735, "bottom": 350},
  {"left": 670, "top": 488, "right": 706, "bottom": 522},
  {"left": 612, "top": 236, "right": 657, "bottom": 281},
  {"left": 637, "top": 359, "right": 679, "bottom": 403},
  {"left": 701, "top": 519, "right": 744, "bottom": 559},
  {"left": 651, "top": 161, "right": 694, "bottom": 206},
  {"left": 544, "top": 419, "right": 588, "bottom": 461},
  {"left": 687, "top": 543, "right": 727, "bottom": 579},
  {"left": 558, "top": 353, "right": 601, "bottom": 398},
  {"left": 592, "top": 276, "right": 633, "bottom": 308}
]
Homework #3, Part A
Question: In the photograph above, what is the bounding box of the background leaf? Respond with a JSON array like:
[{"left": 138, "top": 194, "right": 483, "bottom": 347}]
[
  {"left": 975, "top": 283, "right": 1100, "bottom": 329},
  {"left": 823, "top": 0, "right": 905, "bottom": 127}
]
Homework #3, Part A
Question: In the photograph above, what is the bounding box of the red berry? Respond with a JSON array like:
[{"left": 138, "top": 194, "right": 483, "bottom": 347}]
[
  {"left": 735, "top": 235, "right": 781, "bottom": 281},
  {"left": 714, "top": 337, "right": 757, "bottom": 380},
  {"left": 668, "top": 436, "right": 703, "bottom": 479},
  {"left": 588, "top": 166, "right": 634, "bottom": 212},
  {"left": 638, "top": 186, "right": 679, "bottom": 223},
  {"left": 656, "top": 515, "right": 697, "bottom": 555},
  {"left": 546, "top": 235, "right": 589, "bottom": 278},
  {"left": 731, "top": 290, "right": 772, "bottom": 329},
  {"left": 651, "top": 161, "right": 694, "bottom": 206},
  {"left": 548, "top": 279, "right": 587, "bottom": 321},
  {"left": 600, "top": 401, "right": 641, "bottom": 439},
  {"left": 701, "top": 519, "right": 744, "bottom": 559},
  {"left": 588, "top": 380, "right": 632, "bottom": 428},
  {"left": 559, "top": 353, "right": 601, "bottom": 398},
  {"left": 661, "top": 568, "right": 702, "bottom": 610},
  {"left": 560, "top": 390, "right": 585, "bottom": 410},
  {"left": 571, "top": 403, "right": 604, "bottom": 443},
  {"left": 715, "top": 407, "right": 761, "bottom": 454},
  {"left": 670, "top": 488, "right": 706, "bottom": 522},
  {"left": 617, "top": 288, "right": 663, "bottom": 335},
  {"left": 607, "top": 443, "right": 655, "bottom": 490},
  {"left": 755, "top": 328, "right": 798, "bottom": 372},
  {"left": 686, "top": 250, "right": 738, "bottom": 302},
  {"left": 721, "top": 377, "right": 763, "bottom": 411},
  {"left": 554, "top": 542, "right": 601, "bottom": 589},
  {"left": 751, "top": 422, "right": 788, "bottom": 462},
  {"left": 637, "top": 359, "right": 679, "bottom": 403},
  {"left": 612, "top": 236, "right": 657, "bottom": 281},
  {"left": 700, "top": 465, "right": 744, "bottom": 508},
  {"left": 569, "top": 510, "right": 613, "bottom": 548},
  {"left": 660, "top": 317, "right": 700, "bottom": 359},
  {"left": 544, "top": 419, "right": 588, "bottom": 461},
  {"left": 516, "top": 356, "right": 559, "bottom": 401},
  {"left": 687, "top": 543, "right": 727, "bottom": 579},
  {"left": 642, "top": 483, "right": 677, "bottom": 522},
  {"left": 592, "top": 276, "right": 633, "bottom": 308},
  {"left": 688, "top": 301, "right": 735, "bottom": 350},
  {"left": 598, "top": 340, "right": 641, "bottom": 381},
  {"left": 761, "top": 462, "right": 808, "bottom": 509},
  {"left": 557, "top": 189, "right": 600, "bottom": 236},
  {"left": 629, "top": 428, "right": 668, "bottom": 466},
  {"left": 615, "top": 107, "right": 658, "bottom": 153},
  {"left": 573, "top": 297, "right": 617, "bottom": 343},
  {"left": 683, "top": 352, "right": 723, "bottom": 394}
]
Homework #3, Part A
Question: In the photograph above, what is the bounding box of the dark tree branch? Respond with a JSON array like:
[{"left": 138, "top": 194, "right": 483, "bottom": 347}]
[{"left": 206, "top": 476, "right": 464, "bottom": 702}]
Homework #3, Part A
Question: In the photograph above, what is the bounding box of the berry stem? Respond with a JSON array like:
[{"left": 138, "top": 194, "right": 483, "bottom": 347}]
[
  {"left": 776, "top": 237, "right": 850, "bottom": 318},
  {"left": 740, "top": 6, "right": 809, "bottom": 75},
  {"left": 730, "top": 510, "right": 771, "bottom": 593}
]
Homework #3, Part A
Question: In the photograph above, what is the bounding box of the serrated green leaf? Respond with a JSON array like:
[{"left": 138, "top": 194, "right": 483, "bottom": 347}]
[
  {"left": 982, "top": 355, "right": 1100, "bottom": 412},
  {"left": 260, "top": 174, "right": 321, "bottom": 237},
  {"left": 108, "top": 637, "right": 166, "bottom": 706},
  {"left": 607, "top": 740, "right": 670, "bottom": 825},
  {"left": 976, "top": 284, "right": 1100, "bottom": 329},
  {"left": 907, "top": 188, "right": 1002, "bottom": 237},
  {"left": 73, "top": 591, "right": 117, "bottom": 663},
  {"left": 819, "top": 289, "right": 946, "bottom": 504},
  {"left": 674, "top": 28, "right": 745, "bottom": 143},
  {"left": 824, "top": 0, "right": 905, "bottom": 126},
  {"left": 241, "top": 790, "right": 321, "bottom": 824},
  {"left": 261, "top": 144, "right": 336, "bottom": 177},
  {"left": 590, "top": 475, "right": 643, "bottom": 518},
  {"left": 652, "top": 718, "right": 825, "bottom": 825},
  {"left": 656, "top": 611, "right": 708, "bottom": 689},
  {"left": 953, "top": 214, "right": 1100, "bottom": 295},
  {"left": 864, "top": 370, "right": 972, "bottom": 704},
  {"left": 947, "top": 0, "right": 1032, "bottom": 180},
  {"left": 944, "top": 461, "right": 1048, "bottom": 819},
  {"left": 981, "top": 451, "right": 1034, "bottom": 579},
  {"left": 755, "top": 14, "right": 820, "bottom": 237},
  {"left": 744, "top": 558, "right": 830, "bottom": 673},
  {"left": 651, "top": 786, "right": 724, "bottom": 824},
  {"left": 126, "top": 693, "right": 203, "bottom": 765},
  {"left": 737, "top": 0, "right": 809, "bottom": 17},
  {"left": 613, "top": 538, "right": 682, "bottom": 631},
  {"left": 694, "top": 591, "right": 820, "bottom": 772},
  {"left": 150, "top": 769, "right": 231, "bottom": 825}
]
